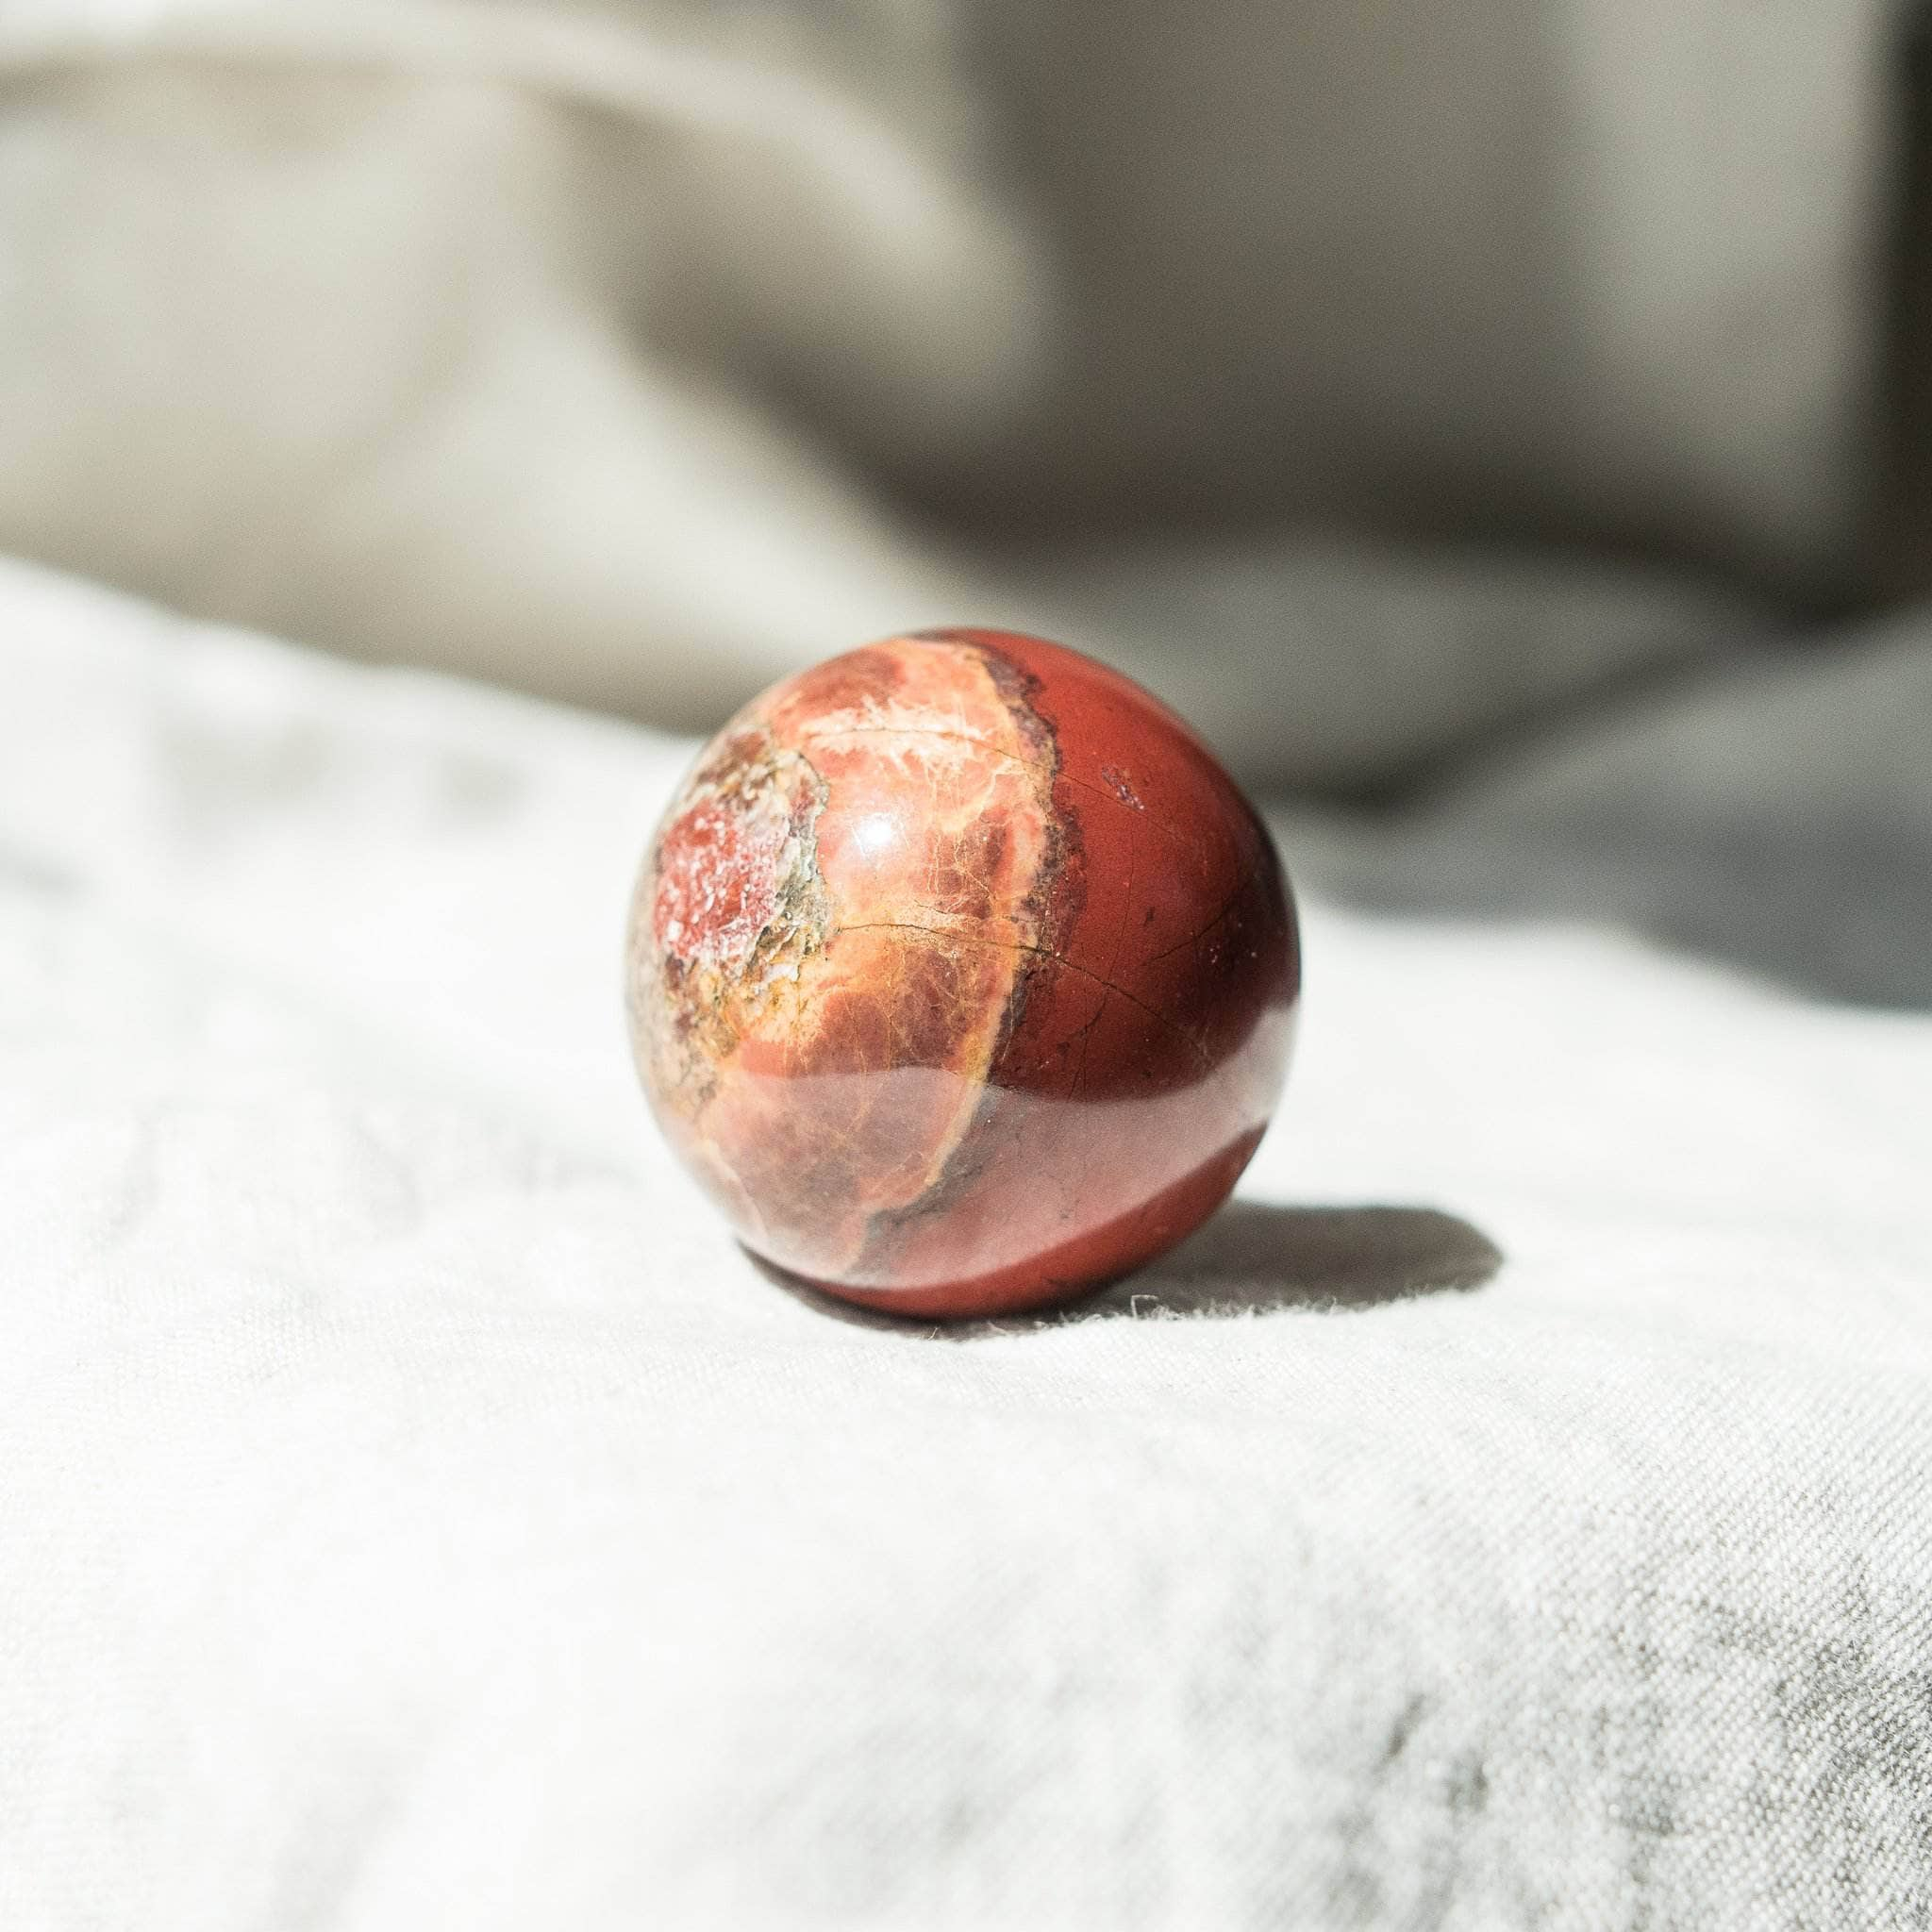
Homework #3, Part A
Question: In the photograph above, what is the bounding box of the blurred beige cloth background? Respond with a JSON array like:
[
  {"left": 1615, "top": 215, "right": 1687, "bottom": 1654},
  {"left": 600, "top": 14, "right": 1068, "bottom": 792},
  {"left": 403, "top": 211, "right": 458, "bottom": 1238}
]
[{"left": 0, "top": 0, "right": 1907, "bottom": 785}]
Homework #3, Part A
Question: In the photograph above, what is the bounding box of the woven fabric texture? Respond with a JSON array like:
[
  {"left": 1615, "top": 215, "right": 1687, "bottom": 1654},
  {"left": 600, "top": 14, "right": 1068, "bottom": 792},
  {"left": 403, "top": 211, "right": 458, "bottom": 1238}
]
[{"left": 2, "top": 558, "right": 1927, "bottom": 1929}]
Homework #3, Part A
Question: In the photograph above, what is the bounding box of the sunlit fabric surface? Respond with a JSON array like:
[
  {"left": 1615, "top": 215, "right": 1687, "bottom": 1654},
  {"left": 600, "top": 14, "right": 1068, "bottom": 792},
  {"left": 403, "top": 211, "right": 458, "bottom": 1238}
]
[{"left": 2, "top": 558, "right": 1927, "bottom": 1929}]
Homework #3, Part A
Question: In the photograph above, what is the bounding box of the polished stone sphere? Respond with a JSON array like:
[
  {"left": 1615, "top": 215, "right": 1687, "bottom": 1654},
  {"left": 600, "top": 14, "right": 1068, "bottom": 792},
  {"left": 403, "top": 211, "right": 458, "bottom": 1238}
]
[{"left": 626, "top": 628, "right": 1299, "bottom": 1319}]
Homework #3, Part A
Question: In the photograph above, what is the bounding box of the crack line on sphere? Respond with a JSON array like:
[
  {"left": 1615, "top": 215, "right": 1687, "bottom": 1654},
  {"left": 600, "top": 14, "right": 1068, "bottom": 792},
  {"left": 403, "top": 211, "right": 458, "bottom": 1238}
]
[
  {"left": 1139, "top": 856, "right": 1260, "bottom": 966},
  {"left": 1057, "top": 772, "right": 1201, "bottom": 854},
  {"left": 831, "top": 921, "right": 1210, "bottom": 1060}
]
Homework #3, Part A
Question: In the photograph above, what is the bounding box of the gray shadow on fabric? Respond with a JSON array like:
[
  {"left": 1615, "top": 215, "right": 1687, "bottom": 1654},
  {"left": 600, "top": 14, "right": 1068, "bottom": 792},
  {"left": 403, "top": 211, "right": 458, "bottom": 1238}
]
[
  {"left": 757, "top": 1203, "right": 1500, "bottom": 1338},
  {"left": 1069, "top": 1201, "right": 1501, "bottom": 1321}
]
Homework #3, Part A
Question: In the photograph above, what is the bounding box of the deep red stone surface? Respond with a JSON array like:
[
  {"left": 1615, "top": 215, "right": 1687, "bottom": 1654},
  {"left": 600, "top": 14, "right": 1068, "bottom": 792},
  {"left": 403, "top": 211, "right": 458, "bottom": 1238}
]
[{"left": 626, "top": 629, "right": 1300, "bottom": 1319}]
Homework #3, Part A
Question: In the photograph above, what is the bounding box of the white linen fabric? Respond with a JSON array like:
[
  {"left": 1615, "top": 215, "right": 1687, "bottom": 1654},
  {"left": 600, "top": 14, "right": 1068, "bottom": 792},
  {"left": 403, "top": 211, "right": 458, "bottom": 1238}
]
[{"left": 2, "top": 555, "right": 1928, "bottom": 1929}]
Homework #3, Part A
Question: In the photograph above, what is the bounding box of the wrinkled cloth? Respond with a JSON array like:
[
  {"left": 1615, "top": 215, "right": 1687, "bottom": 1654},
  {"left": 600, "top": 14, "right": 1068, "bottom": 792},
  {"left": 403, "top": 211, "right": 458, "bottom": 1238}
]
[{"left": 2, "top": 556, "right": 1928, "bottom": 1930}]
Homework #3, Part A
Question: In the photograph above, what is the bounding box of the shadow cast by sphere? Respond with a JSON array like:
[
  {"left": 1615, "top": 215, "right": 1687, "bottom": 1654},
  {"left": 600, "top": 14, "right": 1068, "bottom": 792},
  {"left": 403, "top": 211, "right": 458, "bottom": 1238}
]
[
  {"left": 760, "top": 1201, "right": 1501, "bottom": 1337},
  {"left": 1074, "top": 1199, "right": 1502, "bottom": 1321}
]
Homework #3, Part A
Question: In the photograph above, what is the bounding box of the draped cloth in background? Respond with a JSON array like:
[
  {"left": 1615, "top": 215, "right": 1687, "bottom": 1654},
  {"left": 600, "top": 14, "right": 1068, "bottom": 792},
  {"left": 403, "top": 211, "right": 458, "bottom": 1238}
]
[{"left": 0, "top": 0, "right": 1907, "bottom": 769}]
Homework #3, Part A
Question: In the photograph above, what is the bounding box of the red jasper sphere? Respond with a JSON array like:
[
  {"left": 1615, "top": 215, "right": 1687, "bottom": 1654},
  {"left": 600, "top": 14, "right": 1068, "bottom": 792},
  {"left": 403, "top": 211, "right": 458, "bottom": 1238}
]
[{"left": 626, "top": 628, "right": 1299, "bottom": 1319}]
